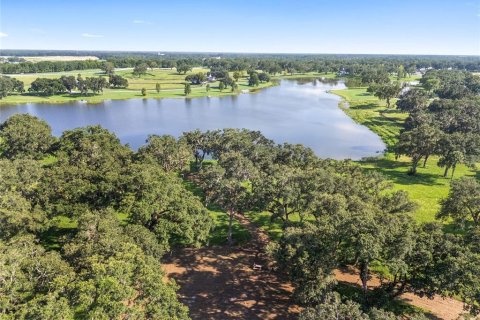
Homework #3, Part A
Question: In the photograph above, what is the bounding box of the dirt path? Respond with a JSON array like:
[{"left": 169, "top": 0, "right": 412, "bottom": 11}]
[
  {"left": 164, "top": 213, "right": 469, "bottom": 320},
  {"left": 335, "top": 268, "right": 467, "bottom": 320}
]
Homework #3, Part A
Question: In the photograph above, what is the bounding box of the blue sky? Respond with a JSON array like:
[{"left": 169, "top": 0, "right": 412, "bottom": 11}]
[{"left": 1, "top": 0, "right": 479, "bottom": 55}]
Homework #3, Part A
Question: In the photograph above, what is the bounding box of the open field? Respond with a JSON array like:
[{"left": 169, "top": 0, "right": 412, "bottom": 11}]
[{"left": 21, "top": 55, "right": 100, "bottom": 62}]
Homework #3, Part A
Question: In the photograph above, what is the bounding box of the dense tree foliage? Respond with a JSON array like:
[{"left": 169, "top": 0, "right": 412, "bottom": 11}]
[
  {"left": 420, "top": 70, "right": 480, "bottom": 99},
  {"left": 0, "top": 114, "right": 54, "bottom": 159},
  {"left": 0, "top": 115, "right": 222, "bottom": 319},
  {"left": 0, "top": 76, "right": 24, "bottom": 98},
  {"left": 28, "top": 75, "right": 111, "bottom": 96},
  {"left": 132, "top": 63, "right": 148, "bottom": 77},
  {"left": 438, "top": 177, "right": 480, "bottom": 227},
  {"left": 368, "top": 82, "right": 403, "bottom": 108},
  {"left": 138, "top": 134, "right": 191, "bottom": 172},
  {"left": 29, "top": 78, "right": 66, "bottom": 95},
  {"left": 108, "top": 74, "right": 128, "bottom": 88},
  {"left": 396, "top": 71, "right": 480, "bottom": 176},
  {"left": 395, "top": 88, "right": 431, "bottom": 113},
  {"left": 1, "top": 112, "right": 479, "bottom": 318},
  {"left": 185, "top": 72, "right": 206, "bottom": 84},
  {"left": 248, "top": 72, "right": 260, "bottom": 86},
  {"left": 298, "top": 293, "right": 426, "bottom": 320},
  {"left": 100, "top": 61, "right": 115, "bottom": 75},
  {"left": 176, "top": 61, "right": 192, "bottom": 74}
]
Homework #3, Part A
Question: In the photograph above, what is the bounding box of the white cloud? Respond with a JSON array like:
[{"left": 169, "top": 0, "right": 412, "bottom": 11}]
[
  {"left": 81, "top": 33, "right": 104, "bottom": 38},
  {"left": 133, "top": 19, "right": 153, "bottom": 25},
  {"left": 0, "top": 32, "right": 8, "bottom": 37}
]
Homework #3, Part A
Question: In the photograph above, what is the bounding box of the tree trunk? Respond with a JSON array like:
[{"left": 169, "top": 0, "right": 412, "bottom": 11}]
[
  {"left": 282, "top": 204, "right": 290, "bottom": 227},
  {"left": 359, "top": 261, "right": 369, "bottom": 294},
  {"left": 194, "top": 152, "right": 199, "bottom": 169},
  {"left": 227, "top": 209, "right": 234, "bottom": 246},
  {"left": 443, "top": 165, "right": 450, "bottom": 178},
  {"left": 199, "top": 152, "right": 206, "bottom": 170},
  {"left": 386, "top": 97, "right": 391, "bottom": 109},
  {"left": 409, "top": 156, "right": 420, "bottom": 175},
  {"left": 473, "top": 212, "right": 479, "bottom": 226},
  {"left": 451, "top": 164, "right": 457, "bottom": 179},
  {"left": 410, "top": 161, "right": 418, "bottom": 175},
  {"left": 393, "top": 279, "right": 407, "bottom": 298},
  {"left": 423, "top": 155, "right": 429, "bottom": 168}
]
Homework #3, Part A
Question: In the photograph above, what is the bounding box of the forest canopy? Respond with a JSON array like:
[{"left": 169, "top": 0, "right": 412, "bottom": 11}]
[{"left": 0, "top": 114, "right": 479, "bottom": 319}]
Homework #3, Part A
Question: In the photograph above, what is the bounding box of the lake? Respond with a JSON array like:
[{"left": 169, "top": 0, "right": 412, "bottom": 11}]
[{"left": 0, "top": 79, "right": 385, "bottom": 160}]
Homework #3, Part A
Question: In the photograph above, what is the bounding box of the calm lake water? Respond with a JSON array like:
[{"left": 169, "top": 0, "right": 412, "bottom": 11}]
[{"left": 0, "top": 79, "right": 385, "bottom": 160}]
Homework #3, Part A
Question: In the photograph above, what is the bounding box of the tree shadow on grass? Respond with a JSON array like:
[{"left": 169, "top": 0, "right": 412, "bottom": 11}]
[
  {"left": 39, "top": 224, "right": 77, "bottom": 251},
  {"left": 208, "top": 212, "right": 251, "bottom": 246},
  {"left": 360, "top": 158, "right": 444, "bottom": 186},
  {"left": 245, "top": 212, "right": 282, "bottom": 241},
  {"left": 350, "top": 103, "right": 380, "bottom": 110},
  {"left": 245, "top": 211, "right": 306, "bottom": 241},
  {"left": 367, "top": 117, "right": 404, "bottom": 131},
  {"left": 381, "top": 108, "right": 403, "bottom": 115}
]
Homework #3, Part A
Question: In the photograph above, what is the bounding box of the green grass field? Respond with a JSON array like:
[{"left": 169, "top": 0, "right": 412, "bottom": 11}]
[{"left": 331, "top": 87, "right": 406, "bottom": 148}]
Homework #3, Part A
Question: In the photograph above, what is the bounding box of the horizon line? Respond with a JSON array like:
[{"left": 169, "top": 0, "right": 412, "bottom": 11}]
[{"left": 1, "top": 48, "right": 479, "bottom": 58}]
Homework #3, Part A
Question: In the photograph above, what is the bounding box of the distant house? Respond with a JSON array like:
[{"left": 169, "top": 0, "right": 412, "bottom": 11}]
[
  {"left": 338, "top": 68, "right": 349, "bottom": 76},
  {"left": 418, "top": 67, "right": 433, "bottom": 74}
]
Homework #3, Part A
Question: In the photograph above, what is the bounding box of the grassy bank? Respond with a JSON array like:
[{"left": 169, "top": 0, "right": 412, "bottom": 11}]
[
  {"left": 1, "top": 68, "right": 335, "bottom": 105},
  {"left": 331, "top": 87, "right": 406, "bottom": 148}
]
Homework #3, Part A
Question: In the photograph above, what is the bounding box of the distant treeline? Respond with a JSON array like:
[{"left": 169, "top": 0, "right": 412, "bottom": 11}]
[{"left": 1, "top": 50, "right": 480, "bottom": 74}]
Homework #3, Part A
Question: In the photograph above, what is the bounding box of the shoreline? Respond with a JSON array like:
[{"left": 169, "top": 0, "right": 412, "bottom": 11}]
[{"left": 0, "top": 81, "right": 278, "bottom": 106}]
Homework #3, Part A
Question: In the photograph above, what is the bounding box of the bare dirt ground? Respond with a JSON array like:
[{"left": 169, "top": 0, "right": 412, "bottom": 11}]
[
  {"left": 164, "top": 213, "right": 470, "bottom": 320},
  {"left": 163, "top": 246, "right": 299, "bottom": 319},
  {"left": 335, "top": 268, "right": 467, "bottom": 320}
]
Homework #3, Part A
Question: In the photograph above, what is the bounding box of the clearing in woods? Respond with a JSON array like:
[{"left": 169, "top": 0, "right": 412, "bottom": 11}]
[{"left": 164, "top": 213, "right": 467, "bottom": 320}]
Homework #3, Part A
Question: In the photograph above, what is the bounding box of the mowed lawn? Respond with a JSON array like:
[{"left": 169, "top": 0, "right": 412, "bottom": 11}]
[
  {"left": 331, "top": 87, "right": 407, "bottom": 148},
  {"left": 362, "top": 154, "right": 478, "bottom": 225}
]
